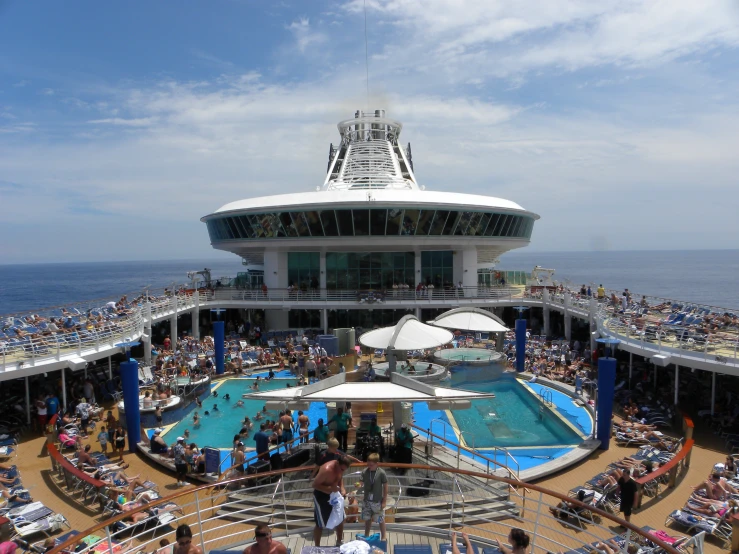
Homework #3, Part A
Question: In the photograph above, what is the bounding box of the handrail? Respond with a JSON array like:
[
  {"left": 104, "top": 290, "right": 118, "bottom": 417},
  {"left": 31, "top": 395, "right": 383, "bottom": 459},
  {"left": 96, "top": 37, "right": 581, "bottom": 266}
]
[
  {"left": 49, "top": 463, "right": 681, "bottom": 554},
  {"left": 411, "top": 422, "right": 520, "bottom": 480}
]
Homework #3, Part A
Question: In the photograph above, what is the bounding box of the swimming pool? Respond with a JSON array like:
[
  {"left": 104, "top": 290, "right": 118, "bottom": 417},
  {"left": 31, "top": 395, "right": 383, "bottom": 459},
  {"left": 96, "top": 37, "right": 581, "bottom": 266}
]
[
  {"left": 434, "top": 347, "right": 504, "bottom": 364},
  {"left": 164, "top": 376, "right": 326, "bottom": 449},
  {"left": 444, "top": 376, "right": 583, "bottom": 448}
]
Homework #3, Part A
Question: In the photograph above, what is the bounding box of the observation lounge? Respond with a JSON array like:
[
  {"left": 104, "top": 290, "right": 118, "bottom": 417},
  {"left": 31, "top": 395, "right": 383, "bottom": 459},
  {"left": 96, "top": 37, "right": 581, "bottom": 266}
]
[{"left": 201, "top": 110, "right": 539, "bottom": 331}]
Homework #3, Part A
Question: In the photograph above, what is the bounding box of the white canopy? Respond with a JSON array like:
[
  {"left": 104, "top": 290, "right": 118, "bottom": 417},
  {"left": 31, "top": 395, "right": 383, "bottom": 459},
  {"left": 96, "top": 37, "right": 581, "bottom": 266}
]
[
  {"left": 359, "top": 315, "right": 453, "bottom": 350},
  {"left": 429, "top": 307, "right": 509, "bottom": 333},
  {"left": 243, "top": 373, "right": 494, "bottom": 404}
]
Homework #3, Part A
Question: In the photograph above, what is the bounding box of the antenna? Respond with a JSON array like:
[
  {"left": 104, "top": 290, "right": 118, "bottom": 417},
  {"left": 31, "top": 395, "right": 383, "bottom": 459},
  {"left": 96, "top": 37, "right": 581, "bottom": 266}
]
[{"left": 363, "top": 0, "right": 370, "bottom": 109}]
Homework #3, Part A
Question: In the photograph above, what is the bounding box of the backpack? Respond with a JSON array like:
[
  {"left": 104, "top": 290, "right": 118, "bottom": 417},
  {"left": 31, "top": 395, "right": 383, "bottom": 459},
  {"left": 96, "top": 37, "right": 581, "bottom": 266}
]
[{"left": 406, "top": 479, "right": 432, "bottom": 497}]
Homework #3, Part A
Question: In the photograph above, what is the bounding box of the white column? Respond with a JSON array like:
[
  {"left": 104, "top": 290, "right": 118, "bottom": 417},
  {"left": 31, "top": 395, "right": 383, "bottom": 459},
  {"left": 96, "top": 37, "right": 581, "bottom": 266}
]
[
  {"left": 674, "top": 365, "right": 679, "bottom": 405},
  {"left": 25, "top": 376, "right": 31, "bottom": 425},
  {"left": 461, "top": 248, "right": 477, "bottom": 296},
  {"left": 319, "top": 252, "right": 327, "bottom": 290},
  {"left": 542, "top": 287, "right": 550, "bottom": 337},
  {"left": 144, "top": 302, "right": 153, "bottom": 365},
  {"left": 415, "top": 307, "right": 421, "bottom": 319},
  {"left": 192, "top": 292, "right": 200, "bottom": 340},
  {"left": 322, "top": 309, "right": 328, "bottom": 334},
  {"left": 563, "top": 293, "right": 572, "bottom": 341},
  {"left": 711, "top": 371, "right": 716, "bottom": 416},
  {"left": 61, "top": 368, "right": 67, "bottom": 411},
  {"left": 589, "top": 297, "right": 598, "bottom": 353},
  {"left": 170, "top": 295, "right": 178, "bottom": 349},
  {"left": 414, "top": 252, "right": 422, "bottom": 286}
]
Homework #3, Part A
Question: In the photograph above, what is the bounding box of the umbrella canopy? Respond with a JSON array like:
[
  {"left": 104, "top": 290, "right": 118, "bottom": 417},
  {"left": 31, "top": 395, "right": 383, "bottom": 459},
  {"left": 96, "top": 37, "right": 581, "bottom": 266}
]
[
  {"left": 359, "top": 315, "right": 453, "bottom": 350},
  {"left": 429, "top": 307, "right": 509, "bottom": 333},
  {"left": 243, "top": 373, "right": 494, "bottom": 403}
]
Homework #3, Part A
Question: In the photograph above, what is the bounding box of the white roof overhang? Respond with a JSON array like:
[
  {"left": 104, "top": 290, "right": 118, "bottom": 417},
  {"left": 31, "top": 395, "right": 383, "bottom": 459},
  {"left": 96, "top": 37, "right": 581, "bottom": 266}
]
[{"left": 429, "top": 308, "right": 509, "bottom": 333}]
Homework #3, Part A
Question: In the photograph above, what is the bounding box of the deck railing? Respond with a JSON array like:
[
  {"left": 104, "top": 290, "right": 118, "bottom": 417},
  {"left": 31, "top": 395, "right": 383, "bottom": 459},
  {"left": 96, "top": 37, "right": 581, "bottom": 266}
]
[{"left": 49, "top": 464, "right": 692, "bottom": 554}]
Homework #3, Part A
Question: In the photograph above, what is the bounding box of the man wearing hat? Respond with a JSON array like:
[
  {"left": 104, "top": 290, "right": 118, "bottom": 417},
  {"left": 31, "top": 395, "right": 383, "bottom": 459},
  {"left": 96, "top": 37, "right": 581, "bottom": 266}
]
[
  {"left": 151, "top": 429, "right": 169, "bottom": 455},
  {"left": 395, "top": 423, "right": 414, "bottom": 468},
  {"left": 173, "top": 436, "right": 188, "bottom": 487}
]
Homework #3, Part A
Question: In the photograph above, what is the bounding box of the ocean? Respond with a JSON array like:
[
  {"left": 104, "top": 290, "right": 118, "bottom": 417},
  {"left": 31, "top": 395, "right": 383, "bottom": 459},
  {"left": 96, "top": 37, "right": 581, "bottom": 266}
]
[{"left": 1, "top": 250, "right": 737, "bottom": 315}]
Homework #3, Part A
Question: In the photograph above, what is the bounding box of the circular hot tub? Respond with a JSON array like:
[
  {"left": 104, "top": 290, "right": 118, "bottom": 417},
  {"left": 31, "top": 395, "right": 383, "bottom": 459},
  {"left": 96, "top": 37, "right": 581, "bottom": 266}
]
[{"left": 434, "top": 347, "right": 506, "bottom": 366}]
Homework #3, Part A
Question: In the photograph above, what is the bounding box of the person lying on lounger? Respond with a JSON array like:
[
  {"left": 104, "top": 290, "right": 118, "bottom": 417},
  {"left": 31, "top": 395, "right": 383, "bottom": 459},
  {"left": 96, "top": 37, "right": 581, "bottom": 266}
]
[
  {"left": 692, "top": 470, "right": 739, "bottom": 500},
  {"left": 685, "top": 497, "right": 738, "bottom": 517}
]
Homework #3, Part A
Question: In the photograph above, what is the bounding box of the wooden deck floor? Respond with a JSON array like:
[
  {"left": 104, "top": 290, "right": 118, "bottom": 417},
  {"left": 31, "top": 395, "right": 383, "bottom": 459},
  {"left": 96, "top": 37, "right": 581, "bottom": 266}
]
[{"left": 3, "top": 405, "right": 730, "bottom": 554}]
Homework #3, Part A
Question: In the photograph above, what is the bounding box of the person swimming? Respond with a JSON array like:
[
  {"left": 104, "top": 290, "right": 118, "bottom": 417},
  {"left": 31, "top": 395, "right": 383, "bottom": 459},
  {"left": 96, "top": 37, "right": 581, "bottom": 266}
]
[
  {"left": 223, "top": 393, "right": 231, "bottom": 401},
  {"left": 213, "top": 404, "right": 219, "bottom": 411},
  {"left": 204, "top": 411, "right": 210, "bottom": 416},
  {"left": 235, "top": 400, "right": 244, "bottom": 407},
  {"left": 212, "top": 391, "right": 218, "bottom": 397}
]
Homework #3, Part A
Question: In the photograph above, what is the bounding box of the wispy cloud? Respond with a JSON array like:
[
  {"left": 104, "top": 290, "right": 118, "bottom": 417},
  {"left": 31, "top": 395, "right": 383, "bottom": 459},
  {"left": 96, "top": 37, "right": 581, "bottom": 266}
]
[
  {"left": 13, "top": 80, "right": 29, "bottom": 87},
  {"left": 286, "top": 17, "right": 327, "bottom": 53},
  {"left": 88, "top": 117, "right": 157, "bottom": 127}
]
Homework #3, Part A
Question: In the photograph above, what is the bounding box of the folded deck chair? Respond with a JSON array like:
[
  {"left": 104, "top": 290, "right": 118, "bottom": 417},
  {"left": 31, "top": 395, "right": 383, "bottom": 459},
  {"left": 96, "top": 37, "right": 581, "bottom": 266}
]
[
  {"left": 13, "top": 513, "right": 69, "bottom": 539},
  {"left": 6, "top": 502, "right": 53, "bottom": 522}
]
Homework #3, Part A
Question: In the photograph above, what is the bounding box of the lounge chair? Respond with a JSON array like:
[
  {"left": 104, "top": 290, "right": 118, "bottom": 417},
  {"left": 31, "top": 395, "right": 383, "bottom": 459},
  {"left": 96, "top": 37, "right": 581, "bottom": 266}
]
[{"left": 665, "top": 509, "right": 731, "bottom": 547}]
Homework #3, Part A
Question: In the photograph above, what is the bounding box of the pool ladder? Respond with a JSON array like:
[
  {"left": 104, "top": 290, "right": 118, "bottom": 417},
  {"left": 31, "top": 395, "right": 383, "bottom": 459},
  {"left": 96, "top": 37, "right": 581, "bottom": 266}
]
[{"left": 538, "top": 389, "right": 553, "bottom": 407}]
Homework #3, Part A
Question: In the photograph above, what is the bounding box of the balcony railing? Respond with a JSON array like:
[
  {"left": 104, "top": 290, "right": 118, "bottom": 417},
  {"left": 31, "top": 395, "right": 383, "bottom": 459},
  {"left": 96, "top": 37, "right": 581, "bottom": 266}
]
[{"left": 49, "top": 464, "right": 695, "bottom": 554}]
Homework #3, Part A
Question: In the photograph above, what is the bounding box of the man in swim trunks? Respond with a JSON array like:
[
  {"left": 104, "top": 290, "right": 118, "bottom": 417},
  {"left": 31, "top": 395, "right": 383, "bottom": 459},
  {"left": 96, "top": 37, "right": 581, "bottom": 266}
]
[
  {"left": 298, "top": 411, "right": 310, "bottom": 443},
  {"left": 280, "top": 410, "right": 294, "bottom": 451},
  {"left": 312, "top": 456, "right": 350, "bottom": 546}
]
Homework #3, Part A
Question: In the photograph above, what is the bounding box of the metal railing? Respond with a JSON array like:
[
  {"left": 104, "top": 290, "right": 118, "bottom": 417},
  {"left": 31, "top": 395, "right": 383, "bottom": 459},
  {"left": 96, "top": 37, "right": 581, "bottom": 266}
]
[{"left": 49, "top": 464, "right": 693, "bottom": 554}]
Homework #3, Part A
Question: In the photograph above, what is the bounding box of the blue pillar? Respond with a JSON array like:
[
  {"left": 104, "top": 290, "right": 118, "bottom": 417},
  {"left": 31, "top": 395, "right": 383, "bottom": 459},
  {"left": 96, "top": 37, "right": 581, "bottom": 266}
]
[
  {"left": 597, "top": 357, "right": 617, "bottom": 450},
  {"left": 214, "top": 320, "right": 225, "bottom": 375},
  {"left": 120, "top": 360, "right": 141, "bottom": 453},
  {"left": 515, "top": 318, "right": 527, "bottom": 372}
]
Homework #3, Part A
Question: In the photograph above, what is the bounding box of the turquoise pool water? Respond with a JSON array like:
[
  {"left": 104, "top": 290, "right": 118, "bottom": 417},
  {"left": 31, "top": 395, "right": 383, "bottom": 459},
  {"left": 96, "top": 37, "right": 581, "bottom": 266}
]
[
  {"left": 436, "top": 347, "right": 498, "bottom": 362},
  {"left": 446, "top": 376, "right": 582, "bottom": 448},
  {"left": 164, "top": 376, "right": 326, "bottom": 449}
]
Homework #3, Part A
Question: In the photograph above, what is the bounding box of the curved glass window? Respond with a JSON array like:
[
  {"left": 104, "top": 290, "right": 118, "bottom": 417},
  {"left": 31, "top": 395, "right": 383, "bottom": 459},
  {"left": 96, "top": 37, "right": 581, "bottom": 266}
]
[{"left": 206, "top": 209, "right": 535, "bottom": 242}]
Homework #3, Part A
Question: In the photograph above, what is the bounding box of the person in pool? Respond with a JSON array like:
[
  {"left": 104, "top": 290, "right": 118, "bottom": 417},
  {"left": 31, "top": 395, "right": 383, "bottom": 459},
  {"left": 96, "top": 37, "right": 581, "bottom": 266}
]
[
  {"left": 251, "top": 381, "right": 260, "bottom": 391},
  {"left": 204, "top": 411, "right": 210, "bottom": 416},
  {"left": 193, "top": 412, "right": 200, "bottom": 425},
  {"left": 223, "top": 394, "right": 230, "bottom": 401},
  {"left": 235, "top": 400, "right": 244, "bottom": 407},
  {"left": 196, "top": 398, "right": 203, "bottom": 408},
  {"left": 262, "top": 405, "right": 268, "bottom": 413},
  {"left": 255, "top": 411, "right": 263, "bottom": 421},
  {"left": 213, "top": 404, "right": 219, "bottom": 411},
  {"left": 212, "top": 391, "right": 218, "bottom": 398}
]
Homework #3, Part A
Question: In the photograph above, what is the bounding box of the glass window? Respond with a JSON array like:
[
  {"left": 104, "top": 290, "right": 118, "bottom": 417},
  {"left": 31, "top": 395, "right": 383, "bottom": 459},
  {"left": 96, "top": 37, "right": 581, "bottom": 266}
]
[
  {"left": 428, "top": 210, "right": 449, "bottom": 235},
  {"left": 454, "top": 211, "right": 473, "bottom": 235},
  {"left": 443, "top": 211, "right": 460, "bottom": 235},
  {"left": 417, "top": 210, "right": 435, "bottom": 235},
  {"left": 464, "top": 212, "right": 483, "bottom": 236},
  {"left": 421, "top": 250, "right": 453, "bottom": 287},
  {"left": 320, "top": 210, "right": 339, "bottom": 237},
  {"left": 304, "top": 211, "right": 324, "bottom": 236},
  {"left": 386, "top": 208, "right": 403, "bottom": 235},
  {"left": 291, "top": 212, "right": 311, "bottom": 236},
  {"left": 278, "top": 212, "right": 298, "bottom": 237},
  {"left": 402, "top": 210, "right": 419, "bottom": 235},
  {"left": 491, "top": 214, "right": 506, "bottom": 236},
  {"left": 370, "top": 209, "right": 387, "bottom": 235},
  {"left": 336, "top": 210, "right": 354, "bottom": 236},
  {"left": 288, "top": 252, "right": 320, "bottom": 290},
  {"left": 500, "top": 215, "right": 515, "bottom": 237},
  {"left": 353, "top": 209, "right": 370, "bottom": 236}
]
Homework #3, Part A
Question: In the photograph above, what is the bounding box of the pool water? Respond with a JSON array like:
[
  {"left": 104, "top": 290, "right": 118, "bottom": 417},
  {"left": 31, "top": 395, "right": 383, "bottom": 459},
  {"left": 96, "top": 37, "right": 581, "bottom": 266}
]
[
  {"left": 446, "top": 377, "right": 582, "bottom": 447},
  {"left": 436, "top": 347, "right": 499, "bottom": 362},
  {"left": 164, "top": 377, "right": 327, "bottom": 449}
]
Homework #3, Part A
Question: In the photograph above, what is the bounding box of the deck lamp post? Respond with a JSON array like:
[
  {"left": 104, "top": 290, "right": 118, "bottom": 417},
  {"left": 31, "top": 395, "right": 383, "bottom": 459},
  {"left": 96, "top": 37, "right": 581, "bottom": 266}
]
[
  {"left": 595, "top": 337, "right": 620, "bottom": 450},
  {"left": 513, "top": 306, "right": 529, "bottom": 373},
  {"left": 210, "top": 309, "right": 227, "bottom": 375},
  {"left": 116, "top": 340, "right": 142, "bottom": 453}
]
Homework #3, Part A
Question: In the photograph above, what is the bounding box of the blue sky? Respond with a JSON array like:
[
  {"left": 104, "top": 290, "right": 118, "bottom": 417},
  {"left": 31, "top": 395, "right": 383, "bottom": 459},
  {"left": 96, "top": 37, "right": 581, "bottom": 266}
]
[{"left": 1, "top": 0, "right": 738, "bottom": 263}]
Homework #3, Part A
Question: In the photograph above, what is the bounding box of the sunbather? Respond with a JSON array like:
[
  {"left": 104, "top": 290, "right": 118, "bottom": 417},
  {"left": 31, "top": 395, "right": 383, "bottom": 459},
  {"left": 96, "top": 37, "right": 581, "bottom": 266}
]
[
  {"left": 0, "top": 489, "right": 30, "bottom": 503},
  {"left": 692, "top": 470, "right": 738, "bottom": 500},
  {"left": 686, "top": 497, "right": 737, "bottom": 517}
]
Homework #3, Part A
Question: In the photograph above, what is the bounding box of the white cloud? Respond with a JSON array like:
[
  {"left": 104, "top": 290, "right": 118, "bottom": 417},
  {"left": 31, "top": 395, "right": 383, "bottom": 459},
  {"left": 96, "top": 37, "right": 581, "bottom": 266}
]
[
  {"left": 88, "top": 117, "right": 157, "bottom": 127},
  {"left": 41, "top": 88, "right": 55, "bottom": 95},
  {"left": 13, "top": 80, "right": 29, "bottom": 87},
  {"left": 286, "top": 17, "right": 327, "bottom": 53}
]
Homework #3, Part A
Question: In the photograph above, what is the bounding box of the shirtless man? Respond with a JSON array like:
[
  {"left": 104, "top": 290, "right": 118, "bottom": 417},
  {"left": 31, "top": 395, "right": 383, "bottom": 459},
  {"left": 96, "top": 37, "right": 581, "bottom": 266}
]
[
  {"left": 297, "top": 411, "right": 310, "bottom": 444},
  {"left": 243, "top": 523, "right": 287, "bottom": 554},
  {"left": 280, "top": 410, "right": 294, "bottom": 451},
  {"left": 312, "top": 456, "right": 350, "bottom": 546}
]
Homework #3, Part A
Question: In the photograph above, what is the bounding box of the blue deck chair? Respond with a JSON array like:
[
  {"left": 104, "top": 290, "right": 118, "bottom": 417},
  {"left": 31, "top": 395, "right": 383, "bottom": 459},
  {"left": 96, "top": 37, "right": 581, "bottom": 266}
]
[{"left": 395, "top": 546, "right": 433, "bottom": 554}]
